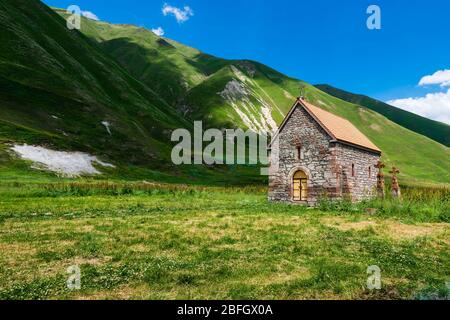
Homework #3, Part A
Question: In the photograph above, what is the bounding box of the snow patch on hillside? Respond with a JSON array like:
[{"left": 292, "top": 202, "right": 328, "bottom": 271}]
[{"left": 10, "top": 144, "right": 114, "bottom": 177}]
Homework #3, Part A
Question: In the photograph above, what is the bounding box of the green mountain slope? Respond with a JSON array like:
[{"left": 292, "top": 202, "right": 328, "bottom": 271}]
[
  {"left": 53, "top": 9, "right": 229, "bottom": 106},
  {"left": 0, "top": 0, "right": 448, "bottom": 185},
  {"left": 316, "top": 84, "right": 450, "bottom": 147},
  {"left": 0, "top": 0, "right": 260, "bottom": 184},
  {"left": 54, "top": 12, "right": 299, "bottom": 130},
  {"left": 75, "top": 16, "right": 450, "bottom": 182},
  {"left": 0, "top": 0, "right": 188, "bottom": 164},
  {"left": 298, "top": 86, "right": 450, "bottom": 184}
]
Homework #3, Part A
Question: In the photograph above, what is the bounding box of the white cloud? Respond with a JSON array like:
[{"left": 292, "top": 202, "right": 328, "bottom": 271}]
[
  {"left": 151, "top": 27, "right": 165, "bottom": 37},
  {"left": 162, "top": 3, "right": 193, "bottom": 23},
  {"left": 387, "top": 89, "right": 450, "bottom": 125},
  {"left": 81, "top": 11, "right": 99, "bottom": 21},
  {"left": 419, "top": 69, "right": 450, "bottom": 87}
]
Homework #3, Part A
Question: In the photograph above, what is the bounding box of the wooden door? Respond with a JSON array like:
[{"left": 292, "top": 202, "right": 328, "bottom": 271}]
[
  {"left": 293, "top": 171, "right": 308, "bottom": 202},
  {"left": 293, "top": 179, "right": 301, "bottom": 201},
  {"left": 300, "top": 179, "right": 308, "bottom": 201}
]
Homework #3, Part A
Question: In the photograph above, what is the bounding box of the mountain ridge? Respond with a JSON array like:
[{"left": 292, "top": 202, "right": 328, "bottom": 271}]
[
  {"left": 0, "top": 0, "right": 448, "bottom": 185},
  {"left": 316, "top": 84, "right": 450, "bottom": 147}
]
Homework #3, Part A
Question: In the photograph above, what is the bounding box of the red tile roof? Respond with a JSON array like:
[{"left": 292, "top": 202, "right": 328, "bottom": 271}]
[{"left": 272, "top": 98, "right": 381, "bottom": 154}]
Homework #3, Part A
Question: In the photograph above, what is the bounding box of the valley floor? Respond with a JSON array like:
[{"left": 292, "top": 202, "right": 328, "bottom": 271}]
[{"left": 0, "top": 183, "right": 448, "bottom": 300}]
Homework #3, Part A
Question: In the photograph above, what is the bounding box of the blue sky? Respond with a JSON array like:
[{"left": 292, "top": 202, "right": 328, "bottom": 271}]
[{"left": 44, "top": 0, "right": 450, "bottom": 124}]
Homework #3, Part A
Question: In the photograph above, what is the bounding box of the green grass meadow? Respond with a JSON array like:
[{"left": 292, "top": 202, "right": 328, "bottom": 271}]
[
  {"left": 0, "top": 0, "right": 449, "bottom": 302},
  {"left": 0, "top": 182, "right": 448, "bottom": 300}
]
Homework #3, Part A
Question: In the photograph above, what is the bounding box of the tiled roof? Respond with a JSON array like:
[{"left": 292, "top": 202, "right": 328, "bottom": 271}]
[
  {"left": 300, "top": 99, "right": 381, "bottom": 153},
  {"left": 272, "top": 98, "right": 381, "bottom": 154}
]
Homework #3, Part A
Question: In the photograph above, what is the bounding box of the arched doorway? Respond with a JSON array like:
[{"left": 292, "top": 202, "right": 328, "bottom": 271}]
[{"left": 293, "top": 170, "right": 308, "bottom": 201}]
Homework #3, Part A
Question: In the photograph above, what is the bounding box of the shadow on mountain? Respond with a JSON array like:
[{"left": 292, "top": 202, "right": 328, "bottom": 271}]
[
  {"left": 157, "top": 38, "right": 176, "bottom": 49},
  {"left": 185, "top": 53, "right": 230, "bottom": 76},
  {"left": 99, "top": 37, "right": 192, "bottom": 106}
]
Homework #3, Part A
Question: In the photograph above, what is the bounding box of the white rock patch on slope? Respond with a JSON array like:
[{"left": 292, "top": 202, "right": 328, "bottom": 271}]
[
  {"left": 101, "top": 121, "right": 112, "bottom": 135},
  {"left": 219, "top": 80, "right": 262, "bottom": 131},
  {"left": 260, "top": 103, "right": 278, "bottom": 132},
  {"left": 219, "top": 77, "right": 279, "bottom": 133},
  {"left": 231, "top": 65, "right": 248, "bottom": 83},
  {"left": 219, "top": 79, "right": 248, "bottom": 100},
  {"left": 11, "top": 144, "right": 114, "bottom": 177}
]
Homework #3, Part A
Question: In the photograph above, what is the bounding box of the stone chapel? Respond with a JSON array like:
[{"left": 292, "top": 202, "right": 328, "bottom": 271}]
[{"left": 268, "top": 97, "right": 381, "bottom": 205}]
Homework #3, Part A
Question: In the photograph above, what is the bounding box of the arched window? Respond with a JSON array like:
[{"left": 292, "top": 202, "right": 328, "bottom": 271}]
[
  {"left": 296, "top": 146, "right": 302, "bottom": 160},
  {"left": 369, "top": 166, "right": 372, "bottom": 178},
  {"left": 352, "top": 164, "right": 355, "bottom": 177}
]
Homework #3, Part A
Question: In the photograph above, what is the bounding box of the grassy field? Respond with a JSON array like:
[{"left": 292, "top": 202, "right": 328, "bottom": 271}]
[
  {"left": 0, "top": 182, "right": 448, "bottom": 300},
  {"left": 1, "top": 0, "right": 448, "bottom": 301}
]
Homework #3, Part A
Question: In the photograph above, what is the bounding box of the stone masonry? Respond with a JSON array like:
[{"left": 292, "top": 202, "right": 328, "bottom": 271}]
[{"left": 269, "top": 103, "right": 380, "bottom": 205}]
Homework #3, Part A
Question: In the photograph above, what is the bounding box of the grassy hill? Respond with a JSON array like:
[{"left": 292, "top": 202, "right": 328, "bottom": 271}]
[
  {"left": 0, "top": 0, "right": 448, "bottom": 185},
  {"left": 316, "top": 84, "right": 450, "bottom": 147},
  {"left": 63, "top": 14, "right": 449, "bottom": 184},
  {"left": 0, "top": 0, "right": 261, "bottom": 184},
  {"left": 0, "top": 0, "right": 185, "bottom": 163},
  {"left": 298, "top": 87, "right": 450, "bottom": 184}
]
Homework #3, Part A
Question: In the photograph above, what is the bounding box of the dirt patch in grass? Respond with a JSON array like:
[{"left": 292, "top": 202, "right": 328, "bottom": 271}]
[
  {"left": 74, "top": 283, "right": 151, "bottom": 300},
  {"left": 370, "top": 124, "right": 382, "bottom": 132},
  {"left": 381, "top": 222, "right": 449, "bottom": 240},
  {"left": 26, "top": 256, "right": 114, "bottom": 283},
  {"left": 322, "top": 217, "right": 377, "bottom": 231},
  {"left": 70, "top": 256, "right": 112, "bottom": 266},
  {"left": 337, "top": 221, "right": 376, "bottom": 231},
  {"left": 0, "top": 242, "right": 40, "bottom": 271},
  {"left": 129, "top": 243, "right": 149, "bottom": 253},
  {"left": 246, "top": 267, "right": 311, "bottom": 286},
  {"left": 0, "top": 242, "right": 37, "bottom": 256},
  {"left": 322, "top": 216, "right": 449, "bottom": 241}
]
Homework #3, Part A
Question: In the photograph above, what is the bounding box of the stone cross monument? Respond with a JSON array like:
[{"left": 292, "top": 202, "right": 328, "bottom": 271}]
[
  {"left": 389, "top": 166, "right": 401, "bottom": 198},
  {"left": 375, "top": 161, "right": 385, "bottom": 199}
]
